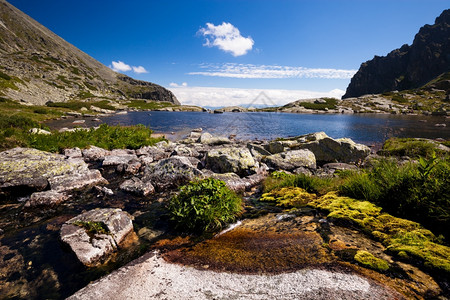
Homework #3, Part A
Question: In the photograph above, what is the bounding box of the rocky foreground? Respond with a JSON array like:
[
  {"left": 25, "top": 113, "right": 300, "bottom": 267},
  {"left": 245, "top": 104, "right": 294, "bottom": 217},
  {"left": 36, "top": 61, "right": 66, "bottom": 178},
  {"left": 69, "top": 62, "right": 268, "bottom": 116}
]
[{"left": 0, "top": 130, "right": 448, "bottom": 299}]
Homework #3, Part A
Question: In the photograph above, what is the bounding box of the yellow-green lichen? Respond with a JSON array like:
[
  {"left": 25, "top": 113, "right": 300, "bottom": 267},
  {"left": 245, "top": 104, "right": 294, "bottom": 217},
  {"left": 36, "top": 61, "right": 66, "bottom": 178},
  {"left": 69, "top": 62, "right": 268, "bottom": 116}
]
[
  {"left": 260, "top": 187, "right": 316, "bottom": 208},
  {"left": 354, "top": 250, "right": 390, "bottom": 272}
]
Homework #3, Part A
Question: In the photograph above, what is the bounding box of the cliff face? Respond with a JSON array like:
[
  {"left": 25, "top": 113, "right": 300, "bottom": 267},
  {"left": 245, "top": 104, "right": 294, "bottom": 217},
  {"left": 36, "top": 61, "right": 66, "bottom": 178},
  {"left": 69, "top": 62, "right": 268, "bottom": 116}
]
[
  {"left": 0, "top": 0, "right": 179, "bottom": 105},
  {"left": 343, "top": 9, "right": 450, "bottom": 99}
]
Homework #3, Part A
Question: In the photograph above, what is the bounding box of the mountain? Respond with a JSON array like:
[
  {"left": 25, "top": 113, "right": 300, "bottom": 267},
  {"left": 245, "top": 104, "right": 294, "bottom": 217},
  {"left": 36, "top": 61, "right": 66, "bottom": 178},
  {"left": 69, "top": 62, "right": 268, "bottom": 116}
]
[
  {"left": 0, "top": 0, "right": 179, "bottom": 105},
  {"left": 343, "top": 9, "right": 450, "bottom": 99}
]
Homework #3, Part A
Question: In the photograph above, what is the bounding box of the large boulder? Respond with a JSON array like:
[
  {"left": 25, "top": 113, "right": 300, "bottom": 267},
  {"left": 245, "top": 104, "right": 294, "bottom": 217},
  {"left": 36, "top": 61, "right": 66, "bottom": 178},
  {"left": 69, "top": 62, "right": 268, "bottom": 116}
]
[
  {"left": 263, "top": 149, "right": 316, "bottom": 171},
  {"left": 294, "top": 132, "right": 370, "bottom": 164},
  {"left": 60, "top": 208, "right": 134, "bottom": 267},
  {"left": 24, "top": 190, "right": 69, "bottom": 208},
  {"left": 0, "top": 148, "right": 96, "bottom": 194},
  {"left": 198, "top": 132, "right": 231, "bottom": 145},
  {"left": 143, "top": 156, "right": 202, "bottom": 191},
  {"left": 82, "top": 146, "right": 110, "bottom": 162},
  {"left": 119, "top": 177, "right": 155, "bottom": 196},
  {"left": 205, "top": 147, "right": 256, "bottom": 176}
]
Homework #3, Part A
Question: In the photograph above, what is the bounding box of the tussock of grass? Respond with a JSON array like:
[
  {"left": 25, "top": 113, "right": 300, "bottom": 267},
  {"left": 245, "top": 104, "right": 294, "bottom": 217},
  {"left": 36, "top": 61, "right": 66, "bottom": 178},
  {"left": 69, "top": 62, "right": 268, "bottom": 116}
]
[
  {"left": 263, "top": 171, "right": 334, "bottom": 194},
  {"left": 380, "top": 137, "right": 447, "bottom": 158}
]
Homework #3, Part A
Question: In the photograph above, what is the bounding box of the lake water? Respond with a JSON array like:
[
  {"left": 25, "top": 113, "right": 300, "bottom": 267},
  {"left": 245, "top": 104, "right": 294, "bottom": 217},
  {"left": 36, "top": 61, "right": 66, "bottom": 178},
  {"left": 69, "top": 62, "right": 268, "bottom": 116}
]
[{"left": 99, "top": 111, "right": 449, "bottom": 144}]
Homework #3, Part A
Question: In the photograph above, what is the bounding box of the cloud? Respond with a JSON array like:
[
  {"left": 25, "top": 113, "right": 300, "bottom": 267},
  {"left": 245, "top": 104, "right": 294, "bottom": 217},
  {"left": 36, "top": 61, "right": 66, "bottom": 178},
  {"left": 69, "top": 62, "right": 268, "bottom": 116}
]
[
  {"left": 198, "top": 22, "right": 254, "bottom": 56},
  {"left": 111, "top": 61, "right": 132, "bottom": 72},
  {"left": 189, "top": 63, "right": 357, "bottom": 79},
  {"left": 132, "top": 66, "right": 148, "bottom": 74},
  {"left": 167, "top": 85, "right": 345, "bottom": 107},
  {"left": 169, "top": 82, "right": 188, "bottom": 87},
  {"left": 110, "top": 61, "right": 149, "bottom": 74}
]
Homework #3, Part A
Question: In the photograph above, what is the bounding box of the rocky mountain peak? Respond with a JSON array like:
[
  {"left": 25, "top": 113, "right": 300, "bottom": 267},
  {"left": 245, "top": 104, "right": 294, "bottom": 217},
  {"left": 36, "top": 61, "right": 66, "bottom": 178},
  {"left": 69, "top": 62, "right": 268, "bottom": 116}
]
[
  {"left": 0, "top": 0, "right": 179, "bottom": 105},
  {"left": 343, "top": 9, "right": 450, "bottom": 99}
]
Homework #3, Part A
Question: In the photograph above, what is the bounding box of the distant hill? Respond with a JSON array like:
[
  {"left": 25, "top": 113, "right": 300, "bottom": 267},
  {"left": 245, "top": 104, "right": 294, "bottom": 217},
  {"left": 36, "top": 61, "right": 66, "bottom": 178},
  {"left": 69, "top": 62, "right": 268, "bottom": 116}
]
[
  {"left": 0, "top": 0, "right": 179, "bottom": 105},
  {"left": 343, "top": 9, "right": 450, "bottom": 99}
]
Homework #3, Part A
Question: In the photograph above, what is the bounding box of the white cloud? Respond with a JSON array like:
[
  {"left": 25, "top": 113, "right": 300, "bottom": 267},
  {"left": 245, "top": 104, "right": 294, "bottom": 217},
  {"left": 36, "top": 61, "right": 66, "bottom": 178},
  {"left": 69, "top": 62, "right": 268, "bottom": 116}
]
[
  {"left": 167, "top": 85, "right": 345, "bottom": 107},
  {"left": 189, "top": 63, "right": 357, "bottom": 79},
  {"left": 199, "top": 22, "right": 254, "bottom": 56},
  {"left": 111, "top": 60, "right": 132, "bottom": 72},
  {"left": 110, "top": 61, "right": 149, "bottom": 74},
  {"left": 132, "top": 66, "right": 148, "bottom": 74},
  {"left": 169, "top": 82, "right": 188, "bottom": 87}
]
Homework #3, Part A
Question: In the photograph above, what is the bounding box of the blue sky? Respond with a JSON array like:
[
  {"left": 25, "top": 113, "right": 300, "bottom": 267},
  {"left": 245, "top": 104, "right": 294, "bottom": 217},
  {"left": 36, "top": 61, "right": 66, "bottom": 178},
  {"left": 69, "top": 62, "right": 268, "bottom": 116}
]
[{"left": 8, "top": 0, "right": 450, "bottom": 106}]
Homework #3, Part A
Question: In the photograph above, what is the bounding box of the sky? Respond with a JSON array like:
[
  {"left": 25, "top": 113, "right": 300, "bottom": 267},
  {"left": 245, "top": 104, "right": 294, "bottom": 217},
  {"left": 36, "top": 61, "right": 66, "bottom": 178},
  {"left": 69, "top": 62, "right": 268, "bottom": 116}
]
[{"left": 8, "top": 0, "right": 450, "bottom": 107}]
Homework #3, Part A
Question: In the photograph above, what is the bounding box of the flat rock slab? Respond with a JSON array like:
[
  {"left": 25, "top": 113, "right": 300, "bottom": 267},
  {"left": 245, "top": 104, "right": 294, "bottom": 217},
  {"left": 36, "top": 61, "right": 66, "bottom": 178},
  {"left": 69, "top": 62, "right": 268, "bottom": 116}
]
[
  {"left": 68, "top": 252, "right": 402, "bottom": 300},
  {"left": 60, "top": 208, "right": 134, "bottom": 266},
  {"left": 0, "top": 148, "right": 89, "bottom": 193}
]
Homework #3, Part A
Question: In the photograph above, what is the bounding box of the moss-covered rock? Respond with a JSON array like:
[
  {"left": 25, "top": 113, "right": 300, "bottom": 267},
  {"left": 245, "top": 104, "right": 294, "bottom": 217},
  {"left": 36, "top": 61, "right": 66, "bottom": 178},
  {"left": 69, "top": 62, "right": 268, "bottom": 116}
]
[
  {"left": 261, "top": 187, "right": 316, "bottom": 208},
  {"left": 354, "top": 250, "right": 390, "bottom": 272}
]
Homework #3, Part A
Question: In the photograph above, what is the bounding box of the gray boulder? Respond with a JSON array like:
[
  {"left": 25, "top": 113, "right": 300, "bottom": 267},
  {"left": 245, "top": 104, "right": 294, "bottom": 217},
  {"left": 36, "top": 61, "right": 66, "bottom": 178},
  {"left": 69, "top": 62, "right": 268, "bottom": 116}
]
[
  {"left": 116, "top": 159, "right": 142, "bottom": 175},
  {"left": 205, "top": 147, "right": 256, "bottom": 176},
  {"left": 60, "top": 208, "right": 134, "bottom": 266},
  {"left": 295, "top": 132, "right": 370, "bottom": 164},
  {"left": 143, "top": 156, "right": 202, "bottom": 191},
  {"left": 24, "top": 190, "right": 69, "bottom": 207},
  {"left": 82, "top": 146, "right": 110, "bottom": 162},
  {"left": 136, "top": 146, "right": 169, "bottom": 161},
  {"left": 120, "top": 177, "right": 155, "bottom": 196},
  {"left": 0, "top": 148, "right": 93, "bottom": 193},
  {"left": 102, "top": 154, "right": 137, "bottom": 166},
  {"left": 204, "top": 172, "right": 264, "bottom": 193},
  {"left": 198, "top": 132, "right": 231, "bottom": 145},
  {"left": 247, "top": 143, "right": 271, "bottom": 158},
  {"left": 64, "top": 147, "right": 82, "bottom": 159},
  {"left": 263, "top": 149, "right": 316, "bottom": 171},
  {"left": 48, "top": 169, "right": 108, "bottom": 192}
]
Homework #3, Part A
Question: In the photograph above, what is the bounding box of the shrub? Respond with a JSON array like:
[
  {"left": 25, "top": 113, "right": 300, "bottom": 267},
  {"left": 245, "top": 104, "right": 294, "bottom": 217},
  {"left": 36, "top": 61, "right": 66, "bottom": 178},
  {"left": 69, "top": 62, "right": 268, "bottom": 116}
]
[{"left": 168, "top": 178, "right": 243, "bottom": 233}]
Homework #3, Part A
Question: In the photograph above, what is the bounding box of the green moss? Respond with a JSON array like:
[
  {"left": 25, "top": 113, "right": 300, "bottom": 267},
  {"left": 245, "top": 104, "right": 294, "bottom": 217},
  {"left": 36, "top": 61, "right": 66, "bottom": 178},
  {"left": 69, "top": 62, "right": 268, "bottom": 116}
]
[
  {"left": 354, "top": 250, "right": 390, "bottom": 272},
  {"left": 260, "top": 187, "right": 316, "bottom": 208},
  {"left": 125, "top": 100, "right": 175, "bottom": 110},
  {"left": 381, "top": 137, "right": 446, "bottom": 158},
  {"left": 73, "top": 221, "right": 109, "bottom": 235},
  {"left": 307, "top": 192, "right": 450, "bottom": 277}
]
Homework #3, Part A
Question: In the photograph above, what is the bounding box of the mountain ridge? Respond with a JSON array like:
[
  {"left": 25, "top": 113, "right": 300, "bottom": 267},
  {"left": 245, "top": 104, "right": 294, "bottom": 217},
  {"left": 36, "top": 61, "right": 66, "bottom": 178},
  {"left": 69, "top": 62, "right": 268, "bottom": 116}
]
[
  {"left": 0, "top": 0, "right": 180, "bottom": 105},
  {"left": 343, "top": 9, "right": 450, "bottom": 98}
]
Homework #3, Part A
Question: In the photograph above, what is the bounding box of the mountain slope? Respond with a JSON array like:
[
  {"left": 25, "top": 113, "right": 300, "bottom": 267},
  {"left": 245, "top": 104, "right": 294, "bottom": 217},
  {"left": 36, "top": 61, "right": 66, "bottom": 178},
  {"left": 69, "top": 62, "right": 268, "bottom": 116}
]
[
  {"left": 343, "top": 9, "right": 450, "bottom": 99},
  {"left": 0, "top": 0, "right": 179, "bottom": 105}
]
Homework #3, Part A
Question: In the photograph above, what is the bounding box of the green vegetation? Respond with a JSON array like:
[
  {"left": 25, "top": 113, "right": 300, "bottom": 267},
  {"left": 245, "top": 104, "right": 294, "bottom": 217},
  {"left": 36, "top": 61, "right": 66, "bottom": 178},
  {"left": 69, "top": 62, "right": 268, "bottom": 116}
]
[
  {"left": 338, "top": 157, "right": 449, "bottom": 239},
  {"left": 125, "top": 100, "right": 175, "bottom": 110},
  {"left": 28, "top": 124, "right": 164, "bottom": 152},
  {"left": 263, "top": 171, "right": 334, "bottom": 194},
  {"left": 77, "top": 91, "right": 95, "bottom": 99},
  {"left": 260, "top": 187, "right": 316, "bottom": 208},
  {"left": 168, "top": 178, "right": 243, "bottom": 233},
  {"left": 0, "top": 71, "right": 12, "bottom": 81},
  {"left": 380, "top": 137, "right": 448, "bottom": 158},
  {"left": 46, "top": 99, "right": 115, "bottom": 111},
  {"left": 354, "top": 250, "right": 390, "bottom": 272},
  {"left": 296, "top": 98, "right": 338, "bottom": 110},
  {"left": 73, "top": 221, "right": 109, "bottom": 235}
]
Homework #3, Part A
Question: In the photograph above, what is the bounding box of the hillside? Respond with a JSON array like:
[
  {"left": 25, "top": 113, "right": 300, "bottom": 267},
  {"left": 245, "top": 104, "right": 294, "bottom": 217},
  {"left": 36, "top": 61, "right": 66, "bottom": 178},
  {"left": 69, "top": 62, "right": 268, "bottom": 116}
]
[
  {"left": 343, "top": 9, "right": 450, "bottom": 98},
  {"left": 0, "top": 0, "right": 179, "bottom": 105}
]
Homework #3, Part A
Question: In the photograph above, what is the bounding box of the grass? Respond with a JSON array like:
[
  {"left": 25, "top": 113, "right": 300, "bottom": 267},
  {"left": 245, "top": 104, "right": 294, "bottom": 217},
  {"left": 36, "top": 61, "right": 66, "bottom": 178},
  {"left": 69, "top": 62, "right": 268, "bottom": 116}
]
[
  {"left": 72, "top": 221, "right": 109, "bottom": 235},
  {"left": 168, "top": 178, "right": 243, "bottom": 233},
  {"left": 263, "top": 171, "right": 336, "bottom": 195},
  {"left": 46, "top": 100, "right": 115, "bottom": 111},
  {"left": 380, "top": 137, "right": 448, "bottom": 158},
  {"left": 28, "top": 124, "right": 164, "bottom": 152}
]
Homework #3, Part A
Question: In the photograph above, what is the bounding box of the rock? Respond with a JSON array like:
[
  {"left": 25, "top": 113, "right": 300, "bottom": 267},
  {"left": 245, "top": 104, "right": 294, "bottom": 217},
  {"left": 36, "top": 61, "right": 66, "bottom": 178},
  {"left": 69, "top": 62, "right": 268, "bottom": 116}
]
[
  {"left": 60, "top": 208, "right": 134, "bottom": 266},
  {"left": 295, "top": 132, "right": 370, "bottom": 164},
  {"left": 192, "top": 128, "right": 203, "bottom": 132},
  {"left": 120, "top": 177, "right": 155, "bottom": 196},
  {"left": 0, "top": 148, "right": 91, "bottom": 194},
  {"left": 72, "top": 120, "right": 85, "bottom": 124},
  {"left": 24, "top": 190, "right": 69, "bottom": 207},
  {"left": 205, "top": 147, "right": 256, "bottom": 176},
  {"left": 136, "top": 146, "right": 169, "bottom": 161},
  {"left": 198, "top": 132, "right": 231, "bottom": 145},
  {"left": 205, "top": 172, "right": 262, "bottom": 193},
  {"left": 94, "top": 185, "right": 114, "bottom": 196},
  {"left": 64, "top": 147, "right": 82, "bottom": 159},
  {"left": 171, "top": 146, "right": 199, "bottom": 157},
  {"left": 323, "top": 163, "right": 358, "bottom": 171},
  {"left": 314, "top": 98, "right": 327, "bottom": 104},
  {"left": 29, "top": 128, "right": 51, "bottom": 135},
  {"left": 143, "top": 156, "right": 203, "bottom": 191},
  {"left": 343, "top": 10, "right": 450, "bottom": 98},
  {"left": 102, "top": 154, "right": 137, "bottom": 166},
  {"left": 247, "top": 143, "right": 272, "bottom": 158},
  {"left": 48, "top": 169, "right": 108, "bottom": 192},
  {"left": 264, "top": 141, "right": 284, "bottom": 154},
  {"left": 263, "top": 149, "right": 316, "bottom": 171},
  {"left": 82, "top": 146, "right": 110, "bottom": 162},
  {"left": 116, "top": 159, "right": 142, "bottom": 175}
]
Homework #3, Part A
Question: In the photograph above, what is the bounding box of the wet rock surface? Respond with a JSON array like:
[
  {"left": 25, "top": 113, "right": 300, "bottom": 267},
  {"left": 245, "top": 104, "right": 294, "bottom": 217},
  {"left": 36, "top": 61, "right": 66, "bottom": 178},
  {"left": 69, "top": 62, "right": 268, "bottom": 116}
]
[
  {"left": 0, "top": 131, "right": 448, "bottom": 299},
  {"left": 60, "top": 208, "right": 134, "bottom": 266}
]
